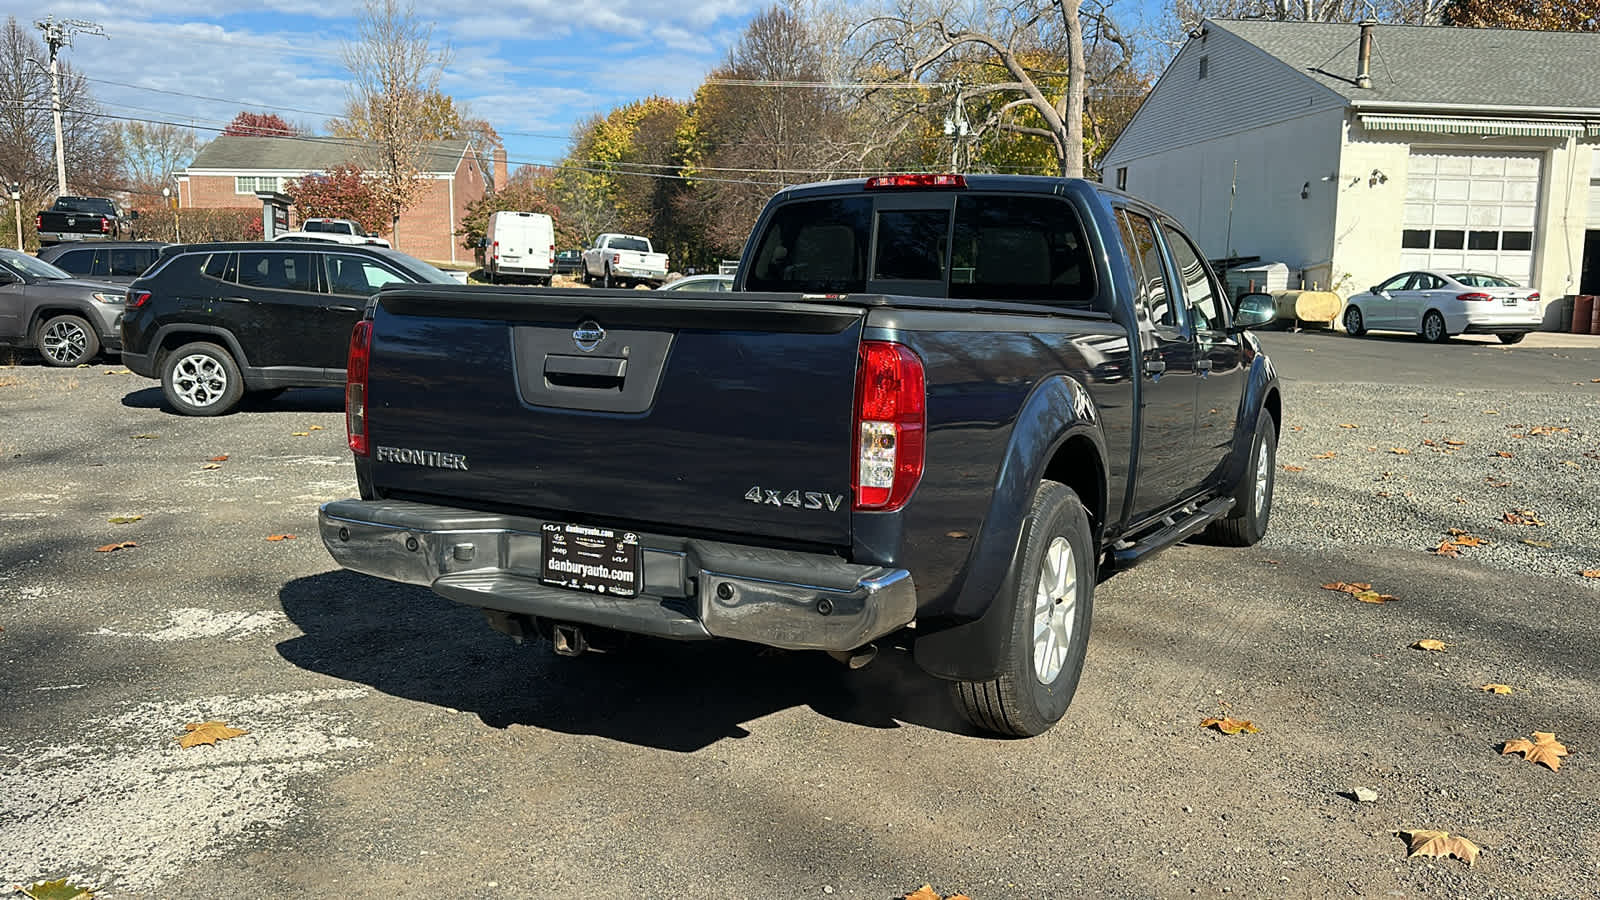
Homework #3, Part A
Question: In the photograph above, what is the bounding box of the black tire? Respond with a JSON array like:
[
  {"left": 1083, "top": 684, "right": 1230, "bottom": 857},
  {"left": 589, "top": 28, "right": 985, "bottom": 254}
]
[
  {"left": 37, "top": 314, "right": 99, "bottom": 367},
  {"left": 1343, "top": 305, "right": 1365, "bottom": 337},
  {"left": 1421, "top": 310, "right": 1449, "bottom": 343},
  {"left": 1497, "top": 332, "right": 1526, "bottom": 345},
  {"left": 952, "top": 480, "right": 1095, "bottom": 737},
  {"left": 161, "top": 341, "right": 244, "bottom": 416},
  {"left": 602, "top": 266, "right": 613, "bottom": 289},
  {"left": 1203, "top": 407, "right": 1277, "bottom": 547}
]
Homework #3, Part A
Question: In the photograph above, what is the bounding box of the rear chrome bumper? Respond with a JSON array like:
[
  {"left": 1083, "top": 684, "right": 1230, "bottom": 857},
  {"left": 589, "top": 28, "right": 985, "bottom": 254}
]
[{"left": 318, "top": 499, "right": 916, "bottom": 652}]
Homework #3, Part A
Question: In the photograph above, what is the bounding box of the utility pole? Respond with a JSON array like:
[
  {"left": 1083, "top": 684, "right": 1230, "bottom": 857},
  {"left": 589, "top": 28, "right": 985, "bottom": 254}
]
[{"left": 34, "top": 16, "right": 106, "bottom": 198}]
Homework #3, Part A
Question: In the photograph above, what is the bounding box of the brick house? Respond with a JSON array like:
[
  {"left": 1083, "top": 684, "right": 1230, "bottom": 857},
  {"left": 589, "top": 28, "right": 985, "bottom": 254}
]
[{"left": 177, "top": 136, "right": 490, "bottom": 263}]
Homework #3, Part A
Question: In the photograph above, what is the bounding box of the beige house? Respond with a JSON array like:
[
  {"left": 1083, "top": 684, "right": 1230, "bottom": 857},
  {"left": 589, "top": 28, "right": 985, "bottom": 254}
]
[
  {"left": 1103, "top": 19, "right": 1600, "bottom": 322},
  {"left": 178, "top": 136, "right": 491, "bottom": 263}
]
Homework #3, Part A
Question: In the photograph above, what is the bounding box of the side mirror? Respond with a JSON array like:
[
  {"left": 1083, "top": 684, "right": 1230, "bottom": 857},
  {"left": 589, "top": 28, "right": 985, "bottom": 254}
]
[{"left": 1229, "top": 292, "right": 1276, "bottom": 332}]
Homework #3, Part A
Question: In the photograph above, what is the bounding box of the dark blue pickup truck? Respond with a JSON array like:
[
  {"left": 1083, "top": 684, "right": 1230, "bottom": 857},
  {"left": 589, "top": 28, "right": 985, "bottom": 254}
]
[{"left": 319, "top": 174, "right": 1281, "bottom": 736}]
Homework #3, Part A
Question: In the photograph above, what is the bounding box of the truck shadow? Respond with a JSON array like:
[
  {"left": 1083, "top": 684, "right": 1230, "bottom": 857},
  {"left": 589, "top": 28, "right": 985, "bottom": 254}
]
[{"left": 276, "top": 570, "right": 976, "bottom": 752}]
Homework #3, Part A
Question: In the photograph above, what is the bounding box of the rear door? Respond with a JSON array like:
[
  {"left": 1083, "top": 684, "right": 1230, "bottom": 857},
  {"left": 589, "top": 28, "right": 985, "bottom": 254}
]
[
  {"left": 1118, "top": 208, "right": 1200, "bottom": 519},
  {"left": 366, "top": 291, "right": 866, "bottom": 547}
]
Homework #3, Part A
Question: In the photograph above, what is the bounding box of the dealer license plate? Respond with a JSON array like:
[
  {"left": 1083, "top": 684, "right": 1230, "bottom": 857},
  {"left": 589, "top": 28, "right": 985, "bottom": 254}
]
[
  {"left": 539, "top": 523, "right": 640, "bottom": 598},
  {"left": 1502, "top": 297, "right": 1518, "bottom": 306}
]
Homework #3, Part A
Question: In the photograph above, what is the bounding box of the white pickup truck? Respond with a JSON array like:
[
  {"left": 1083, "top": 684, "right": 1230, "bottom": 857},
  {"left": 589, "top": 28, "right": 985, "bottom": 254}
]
[{"left": 581, "top": 233, "right": 668, "bottom": 288}]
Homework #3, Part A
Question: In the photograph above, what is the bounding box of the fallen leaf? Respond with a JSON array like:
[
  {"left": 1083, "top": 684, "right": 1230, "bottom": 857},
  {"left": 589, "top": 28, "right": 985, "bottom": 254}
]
[
  {"left": 1338, "top": 423, "right": 1359, "bottom": 429},
  {"left": 1200, "top": 716, "right": 1259, "bottom": 735},
  {"left": 291, "top": 431, "right": 310, "bottom": 437},
  {"left": 1501, "top": 731, "right": 1569, "bottom": 772},
  {"left": 208, "top": 454, "right": 229, "bottom": 462},
  {"left": 308, "top": 425, "right": 324, "bottom": 431},
  {"left": 266, "top": 534, "right": 297, "bottom": 542},
  {"left": 131, "top": 433, "right": 159, "bottom": 440},
  {"left": 1421, "top": 439, "right": 1438, "bottom": 447},
  {"left": 1444, "top": 439, "right": 1465, "bottom": 447},
  {"left": 1322, "top": 581, "right": 1372, "bottom": 594},
  {"left": 178, "top": 720, "right": 249, "bottom": 749},
  {"left": 1481, "top": 683, "right": 1513, "bottom": 694},
  {"left": 1399, "top": 830, "right": 1480, "bottom": 866},
  {"left": 1527, "top": 425, "right": 1570, "bottom": 435},
  {"left": 905, "top": 887, "right": 941, "bottom": 900},
  {"left": 1433, "top": 541, "right": 1461, "bottom": 558},
  {"left": 1494, "top": 451, "right": 1514, "bottom": 458},
  {"left": 1582, "top": 570, "right": 1600, "bottom": 578},
  {"left": 15, "top": 877, "right": 96, "bottom": 900},
  {"left": 945, "top": 530, "right": 970, "bottom": 539},
  {"left": 1521, "top": 539, "right": 1553, "bottom": 548},
  {"left": 1390, "top": 447, "right": 1412, "bottom": 455},
  {"left": 1502, "top": 509, "right": 1546, "bottom": 527},
  {"left": 202, "top": 463, "right": 222, "bottom": 470},
  {"left": 107, "top": 515, "right": 143, "bottom": 524},
  {"left": 1311, "top": 451, "right": 1337, "bottom": 460},
  {"left": 1483, "top": 409, "right": 1500, "bottom": 415},
  {"left": 1281, "top": 464, "right": 1305, "bottom": 472},
  {"left": 94, "top": 541, "right": 137, "bottom": 553},
  {"left": 1353, "top": 590, "right": 1398, "bottom": 604},
  {"left": 1412, "top": 639, "right": 1448, "bottom": 652}
]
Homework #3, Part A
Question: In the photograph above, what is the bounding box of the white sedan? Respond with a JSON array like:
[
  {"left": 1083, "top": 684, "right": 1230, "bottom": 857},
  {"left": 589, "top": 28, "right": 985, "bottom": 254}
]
[{"left": 1343, "top": 270, "right": 1541, "bottom": 344}]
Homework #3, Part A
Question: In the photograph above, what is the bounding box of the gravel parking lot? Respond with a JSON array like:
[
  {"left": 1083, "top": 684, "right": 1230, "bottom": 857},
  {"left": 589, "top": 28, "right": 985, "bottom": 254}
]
[{"left": 2, "top": 334, "right": 1598, "bottom": 898}]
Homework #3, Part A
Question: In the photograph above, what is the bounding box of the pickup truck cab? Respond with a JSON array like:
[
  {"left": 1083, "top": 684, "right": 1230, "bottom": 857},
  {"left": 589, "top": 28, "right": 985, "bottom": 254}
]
[
  {"left": 36, "top": 196, "right": 128, "bottom": 245},
  {"left": 581, "top": 233, "right": 668, "bottom": 288},
  {"left": 319, "top": 174, "right": 1280, "bottom": 736}
]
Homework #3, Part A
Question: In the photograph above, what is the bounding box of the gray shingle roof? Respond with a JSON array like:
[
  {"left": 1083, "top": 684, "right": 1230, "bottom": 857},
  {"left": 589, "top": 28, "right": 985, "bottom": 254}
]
[
  {"left": 1209, "top": 19, "right": 1600, "bottom": 112},
  {"left": 186, "top": 136, "right": 471, "bottom": 174}
]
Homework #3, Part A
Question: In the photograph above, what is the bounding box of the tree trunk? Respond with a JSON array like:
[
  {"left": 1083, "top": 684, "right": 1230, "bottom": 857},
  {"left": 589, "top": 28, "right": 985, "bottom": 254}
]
[{"left": 1063, "top": 0, "right": 1086, "bottom": 179}]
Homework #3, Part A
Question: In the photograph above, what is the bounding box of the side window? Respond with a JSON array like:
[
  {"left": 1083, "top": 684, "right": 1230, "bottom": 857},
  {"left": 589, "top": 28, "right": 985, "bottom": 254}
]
[
  {"left": 324, "top": 255, "right": 408, "bottom": 295},
  {"left": 949, "top": 194, "right": 1098, "bottom": 309},
  {"left": 1119, "top": 210, "right": 1177, "bottom": 328},
  {"left": 202, "top": 252, "right": 235, "bottom": 282},
  {"left": 107, "top": 248, "right": 151, "bottom": 277},
  {"left": 1160, "top": 223, "right": 1226, "bottom": 333},
  {"left": 1377, "top": 273, "right": 1411, "bottom": 292},
  {"left": 873, "top": 209, "right": 949, "bottom": 281},
  {"left": 54, "top": 249, "right": 95, "bottom": 275},
  {"left": 238, "top": 251, "right": 315, "bottom": 292}
]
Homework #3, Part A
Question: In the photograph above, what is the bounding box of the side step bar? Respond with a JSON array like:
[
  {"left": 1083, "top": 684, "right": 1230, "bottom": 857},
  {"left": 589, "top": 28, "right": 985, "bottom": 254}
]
[{"left": 1106, "top": 496, "right": 1235, "bottom": 570}]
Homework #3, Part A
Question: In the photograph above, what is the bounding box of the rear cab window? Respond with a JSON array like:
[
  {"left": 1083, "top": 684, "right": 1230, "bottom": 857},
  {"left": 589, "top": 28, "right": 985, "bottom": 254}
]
[{"left": 744, "top": 190, "right": 1101, "bottom": 310}]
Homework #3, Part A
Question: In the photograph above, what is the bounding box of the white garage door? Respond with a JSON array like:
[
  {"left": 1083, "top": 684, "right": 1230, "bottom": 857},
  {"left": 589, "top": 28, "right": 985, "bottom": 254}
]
[{"left": 1401, "top": 150, "right": 1541, "bottom": 286}]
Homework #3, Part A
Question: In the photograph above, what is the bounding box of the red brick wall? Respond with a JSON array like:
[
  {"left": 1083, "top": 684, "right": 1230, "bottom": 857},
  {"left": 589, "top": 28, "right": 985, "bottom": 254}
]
[{"left": 181, "top": 149, "right": 486, "bottom": 264}]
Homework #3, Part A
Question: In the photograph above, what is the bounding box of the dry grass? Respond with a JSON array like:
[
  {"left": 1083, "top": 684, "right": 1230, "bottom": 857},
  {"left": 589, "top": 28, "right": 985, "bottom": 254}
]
[{"left": 0, "top": 375, "right": 19, "bottom": 388}]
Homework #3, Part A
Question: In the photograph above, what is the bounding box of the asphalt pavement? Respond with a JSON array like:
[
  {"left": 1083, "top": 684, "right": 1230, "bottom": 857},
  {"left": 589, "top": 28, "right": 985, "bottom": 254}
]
[{"left": 2, "top": 335, "right": 1598, "bottom": 899}]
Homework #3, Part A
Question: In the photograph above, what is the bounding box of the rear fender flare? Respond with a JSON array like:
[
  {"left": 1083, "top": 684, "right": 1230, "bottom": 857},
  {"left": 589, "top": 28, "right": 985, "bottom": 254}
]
[
  {"left": 913, "top": 374, "right": 1107, "bottom": 682},
  {"left": 151, "top": 324, "right": 254, "bottom": 377}
]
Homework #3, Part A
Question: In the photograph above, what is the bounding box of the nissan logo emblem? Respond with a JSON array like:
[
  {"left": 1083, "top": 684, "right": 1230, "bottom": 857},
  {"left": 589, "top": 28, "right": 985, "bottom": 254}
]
[{"left": 573, "top": 320, "right": 605, "bottom": 351}]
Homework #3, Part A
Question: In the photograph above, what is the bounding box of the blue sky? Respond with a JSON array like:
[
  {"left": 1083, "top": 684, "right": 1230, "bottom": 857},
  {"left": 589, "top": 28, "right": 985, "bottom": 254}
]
[
  {"left": 14, "top": 0, "right": 764, "bottom": 171},
  {"left": 14, "top": 1, "right": 1175, "bottom": 174}
]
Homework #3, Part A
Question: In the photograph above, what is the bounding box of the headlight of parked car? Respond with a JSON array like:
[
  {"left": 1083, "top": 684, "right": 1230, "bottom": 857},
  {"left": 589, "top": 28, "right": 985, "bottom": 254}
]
[{"left": 91, "top": 291, "right": 123, "bottom": 305}]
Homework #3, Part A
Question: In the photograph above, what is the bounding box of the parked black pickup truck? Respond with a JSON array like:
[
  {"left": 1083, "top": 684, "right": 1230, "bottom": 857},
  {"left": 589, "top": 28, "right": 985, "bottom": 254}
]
[
  {"left": 36, "top": 196, "right": 129, "bottom": 245},
  {"left": 319, "top": 174, "right": 1281, "bottom": 736}
]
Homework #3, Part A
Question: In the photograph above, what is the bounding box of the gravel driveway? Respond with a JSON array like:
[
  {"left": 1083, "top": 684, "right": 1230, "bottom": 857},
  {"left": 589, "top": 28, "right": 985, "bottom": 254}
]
[{"left": 2, "top": 340, "right": 1598, "bottom": 899}]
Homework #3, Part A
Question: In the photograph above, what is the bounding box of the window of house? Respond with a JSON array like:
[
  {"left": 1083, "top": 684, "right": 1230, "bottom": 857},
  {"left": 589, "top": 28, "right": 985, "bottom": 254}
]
[
  {"left": 1198, "top": 56, "right": 1209, "bottom": 79},
  {"left": 1116, "top": 167, "right": 1128, "bottom": 191},
  {"left": 235, "top": 176, "right": 279, "bottom": 195}
]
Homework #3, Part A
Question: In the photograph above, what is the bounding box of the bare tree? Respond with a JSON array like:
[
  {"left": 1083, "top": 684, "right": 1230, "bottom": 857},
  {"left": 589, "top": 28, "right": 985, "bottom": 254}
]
[
  {"left": 339, "top": 0, "right": 451, "bottom": 248},
  {"left": 115, "top": 121, "right": 198, "bottom": 196},
  {"left": 850, "top": 0, "right": 1136, "bottom": 178},
  {"left": 1171, "top": 0, "right": 1453, "bottom": 33},
  {"left": 0, "top": 17, "right": 117, "bottom": 236}
]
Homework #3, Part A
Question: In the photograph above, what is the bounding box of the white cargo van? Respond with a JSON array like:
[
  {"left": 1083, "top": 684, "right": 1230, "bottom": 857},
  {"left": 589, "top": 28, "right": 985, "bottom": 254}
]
[{"left": 485, "top": 211, "right": 555, "bottom": 284}]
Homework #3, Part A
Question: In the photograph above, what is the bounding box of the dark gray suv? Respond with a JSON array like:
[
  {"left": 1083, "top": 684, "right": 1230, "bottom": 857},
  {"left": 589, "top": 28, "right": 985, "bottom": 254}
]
[
  {"left": 0, "top": 248, "right": 127, "bottom": 366},
  {"left": 36, "top": 241, "right": 172, "bottom": 285}
]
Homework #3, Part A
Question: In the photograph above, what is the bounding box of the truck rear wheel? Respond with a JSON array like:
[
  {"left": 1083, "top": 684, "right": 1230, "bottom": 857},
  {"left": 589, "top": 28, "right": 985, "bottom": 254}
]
[{"left": 953, "top": 479, "right": 1094, "bottom": 737}]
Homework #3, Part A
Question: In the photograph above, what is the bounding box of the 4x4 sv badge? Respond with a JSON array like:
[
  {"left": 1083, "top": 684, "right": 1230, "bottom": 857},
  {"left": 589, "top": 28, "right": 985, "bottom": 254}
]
[{"left": 744, "top": 486, "right": 844, "bottom": 511}]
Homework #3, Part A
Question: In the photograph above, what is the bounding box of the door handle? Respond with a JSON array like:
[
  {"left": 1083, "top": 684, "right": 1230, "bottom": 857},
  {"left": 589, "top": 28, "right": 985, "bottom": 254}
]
[
  {"left": 1143, "top": 359, "right": 1166, "bottom": 376},
  {"left": 1195, "top": 359, "right": 1214, "bottom": 373},
  {"left": 329, "top": 306, "right": 360, "bottom": 313}
]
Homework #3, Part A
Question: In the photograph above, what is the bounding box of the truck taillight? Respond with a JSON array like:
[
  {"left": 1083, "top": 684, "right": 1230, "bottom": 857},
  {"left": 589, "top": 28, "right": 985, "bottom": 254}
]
[
  {"left": 346, "top": 320, "right": 372, "bottom": 456},
  {"left": 126, "top": 289, "right": 151, "bottom": 309},
  {"left": 34, "top": 214, "right": 40, "bottom": 230},
  {"left": 491, "top": 240, "right": 498, "bottom": 260},
  {"left": 612, "top": 253, "right": 621, "bottom": 265},
  {"left": 100, "top": 217, "right": 111, "bottom": 233},
  {"left": 853, "top": 341, "right": 925, "bottom": 512},
  {"left": 1456, "top": 292, "right": 1493, "bottom": 302}
]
